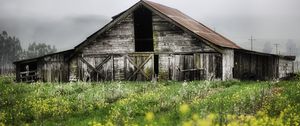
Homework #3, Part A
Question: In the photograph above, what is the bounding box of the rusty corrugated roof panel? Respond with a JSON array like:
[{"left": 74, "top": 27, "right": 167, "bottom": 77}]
[{"left": 143, "top": 0, "right": 241, "bottom": 49}]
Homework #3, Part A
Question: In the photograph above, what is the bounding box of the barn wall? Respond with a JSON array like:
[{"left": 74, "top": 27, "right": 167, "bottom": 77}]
[
  {"left": 294, "top": 61, "right": 300, "bottom": 73},
  {"left": 15, "top": 51, "right": 72, "bottom": 82},
  {"left": 80, "top": 12, "right": 216, "bottom": 55},
  {"left": 152, "top": 13, "right": 215, "bottom": 53},
  {"left": 15, "top": 63, "right": 21, "bottom": 81},
  {"left": 40, "top": 54, "right": 70, "bottom": 82},
  {"left": 171, "top": 53, "right": 222, "bottom": 81},
  {"left": 81, "top": 15, "right": 135, "bottom": 54},
  {"left": 73, "top": 14, "right": 135, "bottom": 81},
  {"left": 278, "top": 58, "right": 294, "bottom": 78},
  {"left": 71, "top": 53, "right": 154, "bottom": 81},
  {"left": 234, "top": 50, "right": 279, "bottom": 80},
  {"left": 72, "top": 52, "right": 222, "bottom": 81},
  {"left": 222, "top": 49, "right": 234, "bottom": 80},
  {"left": 73, "top": 9, "right": 222, "bottom": 81},
  {"left": 152, "top": 13, "right": 221, "bottom": 81}
]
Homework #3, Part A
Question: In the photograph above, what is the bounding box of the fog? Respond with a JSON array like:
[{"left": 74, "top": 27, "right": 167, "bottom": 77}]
[{"left": 0, "top": 0, "right": 299, "bottom": 58}]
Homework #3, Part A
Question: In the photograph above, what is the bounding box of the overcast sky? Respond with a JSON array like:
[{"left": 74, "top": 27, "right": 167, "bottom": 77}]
[{"left": 0, "top": 0, "right": 300, "bottom": 55}]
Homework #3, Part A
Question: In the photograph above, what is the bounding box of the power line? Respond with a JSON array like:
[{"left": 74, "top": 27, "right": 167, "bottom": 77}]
[
  {"left": 273, "top": 44, "right": 280, "bottom": 55},
  {"left": 249, "top": 36, "right": 256, "bottom": 51}
]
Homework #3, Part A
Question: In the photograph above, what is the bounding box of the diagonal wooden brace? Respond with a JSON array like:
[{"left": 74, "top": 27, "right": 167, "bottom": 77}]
[
  {"left": 79, "top": 56, "right": 104, "bottom": 79},
  {"left": 126, "top": 55, "right": 153, "bottom": 80},
  {"left": 95, "top": 55, "right": 111, "bottom": 70}
]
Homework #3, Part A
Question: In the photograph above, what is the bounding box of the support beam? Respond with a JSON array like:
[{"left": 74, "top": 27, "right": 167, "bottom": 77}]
[{"left": 126, "top": 55, "right": 152, "bottom": 80}]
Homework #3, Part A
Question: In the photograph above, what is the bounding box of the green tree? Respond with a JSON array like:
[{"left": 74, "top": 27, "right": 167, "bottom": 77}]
[
  {"left": 0, "top": 30, "right": 22, "bottom": 74},
  {"left": 25, "top": 42, "right": 57, "bottom": 59}
]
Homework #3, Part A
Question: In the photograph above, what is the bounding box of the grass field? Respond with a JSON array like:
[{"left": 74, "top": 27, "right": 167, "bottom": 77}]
[{"left": 0, "top": 77, "right": 300, "bottom": 126}]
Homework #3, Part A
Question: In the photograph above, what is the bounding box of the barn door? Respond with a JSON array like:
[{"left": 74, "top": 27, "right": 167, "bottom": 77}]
[
  {"left": 172, "top": 54, "right": 206, "bottom": 81},
  {"left": 180, "top": 55, "right": 195, "bottom": 81},
  {"left": 125, "top": 54, "right": 154, "bottom": 81},
  {"left": 79, "top": 55, "right": 116, "bottom": 81}
]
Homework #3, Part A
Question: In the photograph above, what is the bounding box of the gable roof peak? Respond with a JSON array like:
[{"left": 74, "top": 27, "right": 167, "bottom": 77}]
[
  {"left": 141, "top": 0, "right": 241, "bottom": 49},
  {"left": 75, "top": 0, "right": 241, "bottom": 51}
]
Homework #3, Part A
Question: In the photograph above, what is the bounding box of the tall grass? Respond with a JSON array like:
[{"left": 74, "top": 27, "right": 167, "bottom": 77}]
[{"left": 0, "top": 77, "right": 299, "bottom": 125}]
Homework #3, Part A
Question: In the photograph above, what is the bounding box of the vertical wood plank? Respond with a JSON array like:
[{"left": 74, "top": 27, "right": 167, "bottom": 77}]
[{"left": 112, "top": 55, "right": 115, "bottom": 81}]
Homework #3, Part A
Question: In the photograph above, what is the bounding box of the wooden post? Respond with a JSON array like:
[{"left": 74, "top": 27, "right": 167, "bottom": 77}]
[
  {"left": 168, "top": 54, "right": 171, "bottom": 80},
  {"left": 152, "top": 54, "right": 155, "bottom": 80},
  {"left": 112, "top": 55, "right": 115, "bottom": 81},
  {"left": 124, "top": 55, "right": 127, "bottom": 80},
  {"left": 96, "top": 73, "right": 98, "bottom": 82}
]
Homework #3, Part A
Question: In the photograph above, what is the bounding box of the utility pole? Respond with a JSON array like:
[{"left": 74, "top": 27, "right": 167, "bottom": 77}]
[
  {"left": 289, "top": 47, "right": 292, "bottom": 56},
  {"left": 273, "top": 44, "right": 280, "bottom": 54},
  {"left": 249, "top": 36, "right": 256, "bottom": 51}
]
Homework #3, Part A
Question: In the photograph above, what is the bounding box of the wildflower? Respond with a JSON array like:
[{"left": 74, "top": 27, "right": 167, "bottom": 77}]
[
  {"left": 207, "top": 113, "right": 216, "bottom": 120},
  {"left": 105, "top": 120, "right": 114, "bottom": 126},
  {"left": 192, "top": 114, "right": 199, "bottom": 120},
  {"left": 179, "top": 103, "right": 190, "bottom": 114},
  {"left": 182, "top": 120, "right": 193, "bottom": 126},
  {"left": 182, "top": 80, "right": 188, "bottom": 87},
  {"left": 227, "top": 121, "right": 239, "bottom": 126},
  {"left": 197, "top": 119, "right": 211, "bottom": 126},
  {"left": 145, "top": 112, "right": 155, "bottom": 122}
]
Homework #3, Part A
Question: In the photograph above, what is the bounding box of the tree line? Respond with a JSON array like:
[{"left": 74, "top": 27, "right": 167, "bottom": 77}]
[{"left": 0, "top": 30, "right": 56, "bottom": 74}]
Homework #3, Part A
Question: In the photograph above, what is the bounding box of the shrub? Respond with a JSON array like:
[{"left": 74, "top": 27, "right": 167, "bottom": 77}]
[{"left": 0, "top": 76, "right": 14, "bottom": 84}]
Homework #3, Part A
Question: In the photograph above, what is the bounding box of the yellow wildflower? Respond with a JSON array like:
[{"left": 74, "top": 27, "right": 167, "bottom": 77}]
[
  {"left": 179, "top": 103, "right": 190, "bottom": 114},
  {"left": 105, "top": 120, "right": 114, "bottom": 126},
  {"left": 145, "top": 112, "right": 155, "bottom": 122},
  {"left": 192, "top": 114, "right": 199, "bottom": 120},
  {"left": 182, "top": 120, "right": 193, "bottom": 126},
  {"left": 197, "top": 119, "right": 211, "bottom": 126}
]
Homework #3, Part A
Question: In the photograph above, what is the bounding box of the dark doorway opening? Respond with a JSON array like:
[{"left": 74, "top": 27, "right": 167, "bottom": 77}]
[
  {"left": 134, "top": 7, "right": 154, "bottom": 52},
  {"left": 154, "top": 55, "right": 159, "bottom": 75},
  {"left": 20, "top": 62, "right": 38, "bottom": 82},
  {"left": 20, "top": 62, "right": 37, "bottom": 72}
]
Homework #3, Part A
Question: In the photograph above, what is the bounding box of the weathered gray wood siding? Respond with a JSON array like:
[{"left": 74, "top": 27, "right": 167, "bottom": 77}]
[
  {"left": 222, "top": 49, "right": 234, "bottom": 80},
  {"left": 170, "top": 53, "right": 222, "bottom": 81},
  {"left": 278, "top": 58, "right": 294, "bottom": 78},
  {"left": 152, "top": 14, "right": 215, "bottom": 53},
  {"left": 15, "top": 50, "right": 73, "bottom": 82},
  {"left": 82, "top": 15, "right": 135, "bottom": 54},
  {"left": 70, "top": 14, "right": 137, "bottom": 81},
  {"left": 234, "top": 50, "right": 279, "bottom": 80},
  {"left": 39, "top": 54, "right": 70, "bottom": 82},
  {"left": 152, "top": 13, "right": 221, "bottom": 80},
  {"left": 73, "top": 10, "right": 222, "bottom": 81},
  {"left": 71, "top": 53, "right": 154, "bottom": 81}
]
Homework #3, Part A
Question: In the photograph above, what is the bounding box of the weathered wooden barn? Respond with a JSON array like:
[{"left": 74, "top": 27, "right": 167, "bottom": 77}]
[{"left": 14, "top": 0, "right": 296, "bottom": 82}]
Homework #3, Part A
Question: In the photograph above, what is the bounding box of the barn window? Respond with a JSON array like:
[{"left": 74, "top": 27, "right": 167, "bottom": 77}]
[{"left": 134, "top": 7, "right": 154, "bottom": 52}]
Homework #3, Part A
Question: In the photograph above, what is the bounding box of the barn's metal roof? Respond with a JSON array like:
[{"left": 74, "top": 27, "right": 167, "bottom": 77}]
[
  {"left": 143, "top": 0, "right": 241, "bottom": 49},
  {"left": 13, "top": 49, "right": 74, "bottom": 64},
  {"left": 76, "top": 0, "right": 241, "bottom": 50},
  {"left": 235, "top": 48, "right": 296, "bottom": 60},
  {"left": 13, "top": 1, "right": 296, "bottom": 65}
]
